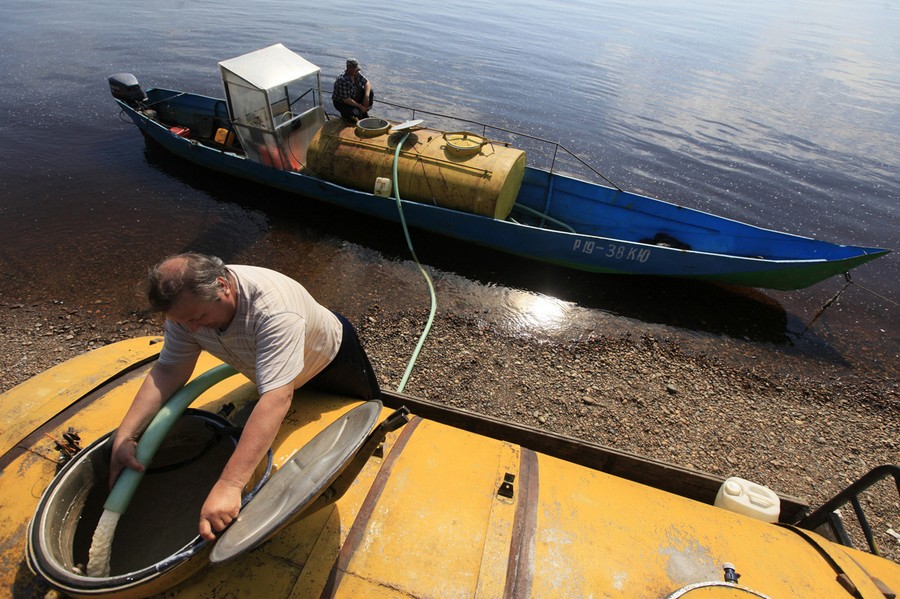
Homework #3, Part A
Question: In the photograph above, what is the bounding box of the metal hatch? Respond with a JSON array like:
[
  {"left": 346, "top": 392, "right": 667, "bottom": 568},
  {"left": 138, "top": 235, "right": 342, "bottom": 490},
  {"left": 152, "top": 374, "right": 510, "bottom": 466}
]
[{"left": 210, "top": 400, "right": 407, "bottom": 564}]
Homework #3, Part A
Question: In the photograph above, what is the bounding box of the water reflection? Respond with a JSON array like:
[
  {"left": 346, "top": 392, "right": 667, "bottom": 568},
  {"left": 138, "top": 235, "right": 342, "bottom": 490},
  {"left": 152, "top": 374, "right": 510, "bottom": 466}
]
[{"left": 510, "top": 294, "right": 571, "bottom": 333}]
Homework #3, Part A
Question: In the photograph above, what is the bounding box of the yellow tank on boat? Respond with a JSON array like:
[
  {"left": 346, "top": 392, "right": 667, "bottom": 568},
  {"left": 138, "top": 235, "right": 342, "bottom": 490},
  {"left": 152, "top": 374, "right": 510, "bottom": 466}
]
[{"left": 306, "top": 119, "right": 526, "bottom": 219}]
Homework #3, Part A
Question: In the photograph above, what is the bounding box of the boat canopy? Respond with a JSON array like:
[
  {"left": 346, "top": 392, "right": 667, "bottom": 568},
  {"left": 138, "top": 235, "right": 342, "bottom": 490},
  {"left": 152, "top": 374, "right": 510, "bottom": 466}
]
[
  {"left": 218, "top": 43, "right": 320, "bottom": 92},
  {"left": 217, "top": 44, "right": 325, "bottom": 170}
]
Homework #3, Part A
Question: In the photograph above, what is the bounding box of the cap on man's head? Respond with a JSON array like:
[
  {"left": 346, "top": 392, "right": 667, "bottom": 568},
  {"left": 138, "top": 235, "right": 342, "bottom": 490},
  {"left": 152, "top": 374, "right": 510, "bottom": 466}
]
[{"left": 346, "top": 58, "right": 359, "bottom": 69}]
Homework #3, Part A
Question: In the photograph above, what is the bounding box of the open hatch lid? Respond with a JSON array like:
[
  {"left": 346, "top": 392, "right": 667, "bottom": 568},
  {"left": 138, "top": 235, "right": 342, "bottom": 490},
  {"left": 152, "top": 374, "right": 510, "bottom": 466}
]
[{"left": 210, "top": 400, "right": 383, "bottom": 564}]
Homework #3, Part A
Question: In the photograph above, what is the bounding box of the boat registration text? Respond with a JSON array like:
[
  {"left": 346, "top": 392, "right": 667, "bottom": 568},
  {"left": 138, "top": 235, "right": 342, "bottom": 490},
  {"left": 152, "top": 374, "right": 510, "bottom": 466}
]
[{"left": 573, "top": 240, "right": 652, "bottom": 263}]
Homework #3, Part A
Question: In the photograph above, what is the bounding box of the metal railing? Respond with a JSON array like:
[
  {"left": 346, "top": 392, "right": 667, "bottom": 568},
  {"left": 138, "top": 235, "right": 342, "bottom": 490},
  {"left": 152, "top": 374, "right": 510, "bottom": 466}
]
[
  {"left": 325, "top": 90, "right": 623, "bottom": 192},
  {"left": 796, "top": 464, "right": 900, "bottom": 556}
]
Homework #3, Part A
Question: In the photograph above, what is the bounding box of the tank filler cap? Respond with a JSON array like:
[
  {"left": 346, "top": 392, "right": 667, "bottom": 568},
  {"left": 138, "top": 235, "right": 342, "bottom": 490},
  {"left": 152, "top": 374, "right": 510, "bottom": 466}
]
[
  {"left": 210, "top": 400, "right": 383, "bottom": 565},
  {"left": 723, "top": 480, "right": 743, "bottom": 496},
  {"left": 443, "top": 131, "right": 486, "bottom": 156},
  {"left": 392, "top": 119, "right": 424, "bottom": 133}
]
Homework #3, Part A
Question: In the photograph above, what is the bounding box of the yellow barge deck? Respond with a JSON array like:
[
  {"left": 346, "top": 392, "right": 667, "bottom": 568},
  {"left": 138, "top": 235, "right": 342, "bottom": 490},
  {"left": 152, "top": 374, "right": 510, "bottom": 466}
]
[{"left": 1, "top": 337, "right": 897, "bottom": 597}]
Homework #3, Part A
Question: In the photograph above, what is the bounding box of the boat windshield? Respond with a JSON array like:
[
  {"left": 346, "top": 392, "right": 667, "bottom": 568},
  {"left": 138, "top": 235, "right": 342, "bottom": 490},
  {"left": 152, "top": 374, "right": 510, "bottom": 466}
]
[
  {"left": 227, "top": 83, "right": 270, "bottom": 130},
  {"left": 218, "top": 44, "right": 324, "bottom": 170},
  {"left": 219, "top": 43, "right": 321, "bottom": 133},
  {"left": 270, "top": 75, "right": 320, "bottom": 130}
]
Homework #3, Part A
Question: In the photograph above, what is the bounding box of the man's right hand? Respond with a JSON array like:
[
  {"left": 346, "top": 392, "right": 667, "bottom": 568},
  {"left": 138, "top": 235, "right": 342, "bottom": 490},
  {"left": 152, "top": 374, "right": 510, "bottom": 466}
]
[
  {"left": 106, "top": 358, "right": 197, "bottom": 489},
  {"left": 109, "top": 433, "right": 145, "bottom": 489}
]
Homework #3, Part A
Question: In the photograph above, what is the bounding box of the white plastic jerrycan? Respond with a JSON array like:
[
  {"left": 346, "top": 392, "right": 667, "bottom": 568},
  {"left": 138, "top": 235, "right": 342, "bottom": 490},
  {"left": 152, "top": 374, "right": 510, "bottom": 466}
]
[{"left": 714, "top": 477, "right": 781, "bottom": 523}]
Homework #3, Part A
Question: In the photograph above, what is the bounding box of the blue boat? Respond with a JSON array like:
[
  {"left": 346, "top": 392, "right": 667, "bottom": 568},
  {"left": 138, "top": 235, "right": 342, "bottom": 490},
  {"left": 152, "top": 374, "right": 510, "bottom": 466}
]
[{"left": 108, "top": 44, "right": 889, "bottom": 291}]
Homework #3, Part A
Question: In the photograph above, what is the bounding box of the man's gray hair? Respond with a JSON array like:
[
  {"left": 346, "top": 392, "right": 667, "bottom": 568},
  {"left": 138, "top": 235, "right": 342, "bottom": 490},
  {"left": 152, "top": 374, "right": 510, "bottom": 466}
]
[{"left": 146, "top": 253, "right": 227, "bottom": 312}]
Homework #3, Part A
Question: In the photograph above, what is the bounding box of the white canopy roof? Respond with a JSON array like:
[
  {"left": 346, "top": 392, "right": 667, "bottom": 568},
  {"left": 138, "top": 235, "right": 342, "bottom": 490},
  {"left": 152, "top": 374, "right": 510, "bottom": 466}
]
[{"left": 218, "top": 43, "right": 320, "bottom": 91}]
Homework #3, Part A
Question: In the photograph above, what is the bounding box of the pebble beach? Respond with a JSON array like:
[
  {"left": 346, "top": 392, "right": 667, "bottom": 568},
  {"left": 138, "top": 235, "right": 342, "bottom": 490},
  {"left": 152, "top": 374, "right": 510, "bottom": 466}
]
[{"left": 2, "top": 296, "right": 897, "bottom": 563}]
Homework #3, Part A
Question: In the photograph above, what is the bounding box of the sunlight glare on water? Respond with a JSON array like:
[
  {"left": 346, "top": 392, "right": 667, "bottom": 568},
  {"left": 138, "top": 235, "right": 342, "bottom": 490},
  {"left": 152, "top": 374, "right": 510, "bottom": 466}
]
[{"left": 509, "top": 293, "right": 572, "bottom": 333}]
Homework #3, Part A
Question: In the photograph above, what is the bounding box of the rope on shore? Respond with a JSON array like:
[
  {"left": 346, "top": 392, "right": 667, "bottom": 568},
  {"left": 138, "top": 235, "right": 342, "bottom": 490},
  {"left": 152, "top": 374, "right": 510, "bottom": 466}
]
[
  {"left": 799, "top": 273, "right": 853, "bottom": 337},
  {"left": 853, "top": 281, "right": 899, "bottom": 307},
  {"left": 800, "top": 272, "right": 898, "bottom": 338}
]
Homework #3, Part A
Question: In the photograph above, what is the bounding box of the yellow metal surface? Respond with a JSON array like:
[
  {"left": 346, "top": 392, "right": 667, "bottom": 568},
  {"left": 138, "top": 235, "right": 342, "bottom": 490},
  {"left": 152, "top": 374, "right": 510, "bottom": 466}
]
[
  {"left": 528, "top": 453, "right": 895, "bottom": 597},
  {"left": 444, "top": 131, "right": 487, "bottom": 155},
  {"left": 474, "top": 441, "right": 520, "bottom": 598},
  {"left": 0, "top": 347, "right": 253, "bottom": 598},
  {"left": 2, "top": 338, "right": 899, "bottom": 598},
  {"left": 306, "top": 119, "right": 526, "bottom": 219},
  {"left": 0, "top": 336, "right": 163, "bottom": 457},
  {"left": 334, "top": 418, "right": 517, "bottom": 597}
]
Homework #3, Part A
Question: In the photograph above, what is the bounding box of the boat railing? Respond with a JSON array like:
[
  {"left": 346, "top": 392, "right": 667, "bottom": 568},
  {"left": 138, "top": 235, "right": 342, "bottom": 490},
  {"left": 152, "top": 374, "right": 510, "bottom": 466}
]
[{"left": 344, "top": 94, "right": 623, "bottom": 192}]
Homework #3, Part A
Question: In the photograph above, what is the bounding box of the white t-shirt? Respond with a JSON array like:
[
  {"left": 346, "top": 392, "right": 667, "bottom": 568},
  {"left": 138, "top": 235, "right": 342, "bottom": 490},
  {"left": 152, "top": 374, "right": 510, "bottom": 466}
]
[{"left": 158, "top": 265, "right": 342, "bottom": 394}]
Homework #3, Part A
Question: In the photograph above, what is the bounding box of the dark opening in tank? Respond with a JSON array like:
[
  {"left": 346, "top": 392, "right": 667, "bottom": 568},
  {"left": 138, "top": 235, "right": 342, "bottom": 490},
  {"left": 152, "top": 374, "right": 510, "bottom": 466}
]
[{"left": 36, "top": 411, "right": 236, "bottom": 578}]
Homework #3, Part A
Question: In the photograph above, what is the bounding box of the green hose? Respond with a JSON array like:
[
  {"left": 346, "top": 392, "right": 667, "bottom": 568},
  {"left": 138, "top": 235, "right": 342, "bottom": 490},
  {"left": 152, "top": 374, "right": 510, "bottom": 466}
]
[
  {"left": 392, "top": 131, "right": 437, "bottom": 394},
  {"left": 103, "top": 363, "right": 239, "bottom": 513}
]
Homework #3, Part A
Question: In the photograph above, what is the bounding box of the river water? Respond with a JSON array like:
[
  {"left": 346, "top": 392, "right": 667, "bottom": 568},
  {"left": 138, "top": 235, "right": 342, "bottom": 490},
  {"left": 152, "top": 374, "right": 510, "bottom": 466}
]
[{"left": 1, "top": 0, "right": 897, "bottom": 377}]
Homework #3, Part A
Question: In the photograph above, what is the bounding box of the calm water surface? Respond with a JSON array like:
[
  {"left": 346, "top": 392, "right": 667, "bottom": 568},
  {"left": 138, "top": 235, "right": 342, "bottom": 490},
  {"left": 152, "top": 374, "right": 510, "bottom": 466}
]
[{"left": 1, "top": 0, "right": 897, "bottom": 376}]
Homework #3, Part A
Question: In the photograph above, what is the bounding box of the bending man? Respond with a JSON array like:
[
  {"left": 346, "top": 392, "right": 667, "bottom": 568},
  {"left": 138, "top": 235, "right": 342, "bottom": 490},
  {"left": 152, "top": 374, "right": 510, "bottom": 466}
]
[{"left": 109, "top": 253, "right": 380, "bottom": 540}]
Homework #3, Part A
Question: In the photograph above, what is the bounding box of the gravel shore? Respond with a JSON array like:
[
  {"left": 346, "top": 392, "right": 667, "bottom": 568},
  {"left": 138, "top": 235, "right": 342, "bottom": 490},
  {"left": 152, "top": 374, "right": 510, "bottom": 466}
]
[{"left": 2, "top": 298, "right": 897, "bottom": 563}]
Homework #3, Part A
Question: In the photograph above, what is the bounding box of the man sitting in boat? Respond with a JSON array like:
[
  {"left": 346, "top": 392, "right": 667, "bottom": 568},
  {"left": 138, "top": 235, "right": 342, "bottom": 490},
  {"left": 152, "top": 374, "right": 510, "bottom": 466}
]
[
  {"left": 332, "top": 57, "right": 374, "bottom": 121},
  {"left": 108, "top": 253, "right": 380, "bottom": 541}
]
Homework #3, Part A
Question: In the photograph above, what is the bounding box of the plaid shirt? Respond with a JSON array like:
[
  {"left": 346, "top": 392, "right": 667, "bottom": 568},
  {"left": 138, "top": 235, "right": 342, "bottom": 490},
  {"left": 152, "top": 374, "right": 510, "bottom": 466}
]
[{"left": 333, "top": 71, "right": 369, "bottom": 103}]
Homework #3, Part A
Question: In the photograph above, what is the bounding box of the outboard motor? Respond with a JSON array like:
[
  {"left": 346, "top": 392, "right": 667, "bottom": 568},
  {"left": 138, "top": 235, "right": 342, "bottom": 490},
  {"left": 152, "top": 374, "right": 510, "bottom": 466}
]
[{"left": 108, "top": 73, "right": 146, "bottom": 105}]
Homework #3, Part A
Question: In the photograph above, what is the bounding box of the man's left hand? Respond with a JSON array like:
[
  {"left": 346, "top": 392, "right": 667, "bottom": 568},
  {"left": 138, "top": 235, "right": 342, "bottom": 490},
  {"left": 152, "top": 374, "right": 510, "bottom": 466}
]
[{"left": 199, "top": 479, "right": 243, "bottom": 540}]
